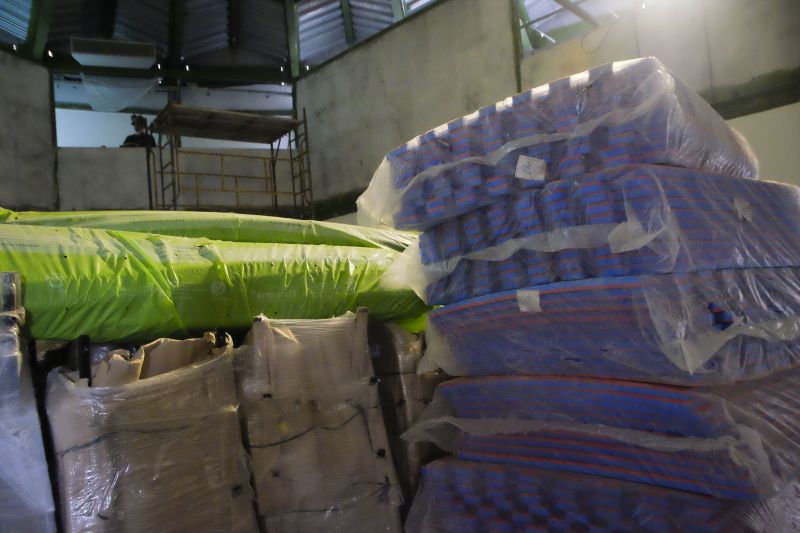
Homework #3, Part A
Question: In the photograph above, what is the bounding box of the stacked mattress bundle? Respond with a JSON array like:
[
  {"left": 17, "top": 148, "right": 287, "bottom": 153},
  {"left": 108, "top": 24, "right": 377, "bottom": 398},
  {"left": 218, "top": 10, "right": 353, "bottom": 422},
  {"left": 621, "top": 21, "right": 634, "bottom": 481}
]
[
  {"left": 357, "top": 58, "right": 800, "bottom": 530},
  {"left": 358, "top": 57, "right": 757, "bottom": 231},
  {"left": 236, "top": 310, "right": 404, "bottom": 532}
]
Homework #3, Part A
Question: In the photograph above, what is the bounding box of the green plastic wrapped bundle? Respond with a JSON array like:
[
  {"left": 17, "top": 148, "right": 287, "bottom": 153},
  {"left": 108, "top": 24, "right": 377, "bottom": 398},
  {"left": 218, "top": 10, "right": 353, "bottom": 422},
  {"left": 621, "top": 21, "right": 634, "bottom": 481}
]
[
  {"left": 0, "top": 224, "right": 427, "bottom": 342},
  {"left": 0, "top": 208, "right": 415, "bottom": 251}
]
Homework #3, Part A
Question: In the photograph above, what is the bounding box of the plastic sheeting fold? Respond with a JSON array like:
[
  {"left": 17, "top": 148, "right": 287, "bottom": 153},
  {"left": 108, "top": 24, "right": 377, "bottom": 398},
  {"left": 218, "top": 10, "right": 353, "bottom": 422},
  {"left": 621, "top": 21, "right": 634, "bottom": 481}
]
[
  {"left": 357, "top": 57, "right": 758, "bottom": 230},
  {"left": 382, "top": 165, "right": 800, "bottom": 305},
  {"left": 0, "top": 272, "right": 56, "bottom": 532},
  {"left": 424, "top": 267, "right": 800, "bottom": 385},
  {"left": 405, "top": 371, "right": 800, "bottom": 500},
  {"left": 0, "top": 224, "right": 427, "bottom": 342},
  {"left": 0, "top": 208, "right": 416, "bottom": 251},
  {"left": 235, "top": 311, "right": 403, "bottom": 532},
  {"left": 406, "top": 459, "right": 800, "bottom": 532},
  {"left": 46, "top": 334, "right": 258, "bottom": 533}
]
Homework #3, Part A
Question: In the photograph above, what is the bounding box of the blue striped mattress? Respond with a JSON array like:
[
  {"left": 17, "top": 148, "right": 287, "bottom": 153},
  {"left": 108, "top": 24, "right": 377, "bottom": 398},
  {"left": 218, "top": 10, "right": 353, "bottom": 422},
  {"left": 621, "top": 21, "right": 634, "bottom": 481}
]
[
  {"left": 418, "top": 165, "right": 800, "bottom": 305},
  {"left": 358, "top": 57, "right": 758, "bottom": 230},
  {"left": 425, "top": 372, "right": 800, "bottom": 500},
  {"left": 427, "top": 267, "right": 800, "bottom": 385},
  {"left": 406, "top": 458, "right": 800, "bottom": 532}
]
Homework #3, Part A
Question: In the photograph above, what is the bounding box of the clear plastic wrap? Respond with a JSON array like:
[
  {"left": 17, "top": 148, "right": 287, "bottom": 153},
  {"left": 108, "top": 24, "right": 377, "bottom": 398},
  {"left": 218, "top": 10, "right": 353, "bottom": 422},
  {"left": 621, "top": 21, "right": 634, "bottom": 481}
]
[
  {"left": 0, "top": 223, "right": 427, "bottom": 342},
  {"left": 0, "top": 272, "right": 56, "bottom": 532},
  {"left": 404, "top": 370, "right": 800, "bottom": 500},
  {"left": 357, "top": 57, "right": 758, "bottom": 230},
  {"left": 406, "top": 458, "right": 800, "bottom": 532},
  {"left": 383, "top": 165, "right": 800, "bottom": 305},
  {"left": 0, "top": 207, "right": 416, "bottom": 251},
  {"left": 369, "top": 322, "right": 448, "bottom": 509},
  {"left": 422, "top": 266, "right": 800, "bottom": 385},
  {"left": 46, "top": 333, "right": 258, "bottom": 533},
  {"left": 235, "top": 311, "right": 403, "bottom": 532}
]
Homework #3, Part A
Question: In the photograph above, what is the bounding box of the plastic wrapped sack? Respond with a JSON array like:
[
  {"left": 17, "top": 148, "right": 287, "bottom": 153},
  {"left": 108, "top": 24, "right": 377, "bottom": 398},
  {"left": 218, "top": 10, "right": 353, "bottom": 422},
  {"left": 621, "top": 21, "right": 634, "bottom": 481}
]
[
  {"left": 406, "top": 458, "right": 800, "bottom": 532},
  {"left": 405, "top": 370, "right": 800, "bottom": 500},
  {"left": 0, "top": 272, "right": 56, "bottom": 532},
  {"left": 0, "top": 208, "right": 415, "bottom": 251},
  {"left": 423, "top": 266, "right": 800, "bottom": 385},
  {"left": 357, "top": 57, "right": 758, "bottom": 230},
  {"left": 235, "top": 311, "right": 403, "bottom": 532},
  {"left": 0, "top": 223, "right": 427, "bottom": 342},
  {"left": 369, "top": 323, "right": 448, "bottom": 510},
  {"left": 384, "top": 165, "right": 800, "bottom": 305},
  {"left": 46, "top": 333, "right": 258, "bottom": 533}
]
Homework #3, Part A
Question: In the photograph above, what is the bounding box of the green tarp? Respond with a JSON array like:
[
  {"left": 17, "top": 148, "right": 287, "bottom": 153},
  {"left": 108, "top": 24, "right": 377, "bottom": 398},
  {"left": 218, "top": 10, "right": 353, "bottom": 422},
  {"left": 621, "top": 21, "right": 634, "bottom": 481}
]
[
  {"left": 0, "top": 208, "right": 415, "bottom": 251},
  {"left": 0, "top": 224, "right": 427, "bottom": 342}
]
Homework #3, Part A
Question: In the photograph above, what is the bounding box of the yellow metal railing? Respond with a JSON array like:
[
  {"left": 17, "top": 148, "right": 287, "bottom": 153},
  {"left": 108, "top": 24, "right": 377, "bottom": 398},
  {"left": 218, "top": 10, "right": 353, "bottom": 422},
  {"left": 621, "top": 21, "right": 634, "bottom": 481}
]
[{"left": 156, "top": 149, "right": 294, "bottom": 210}]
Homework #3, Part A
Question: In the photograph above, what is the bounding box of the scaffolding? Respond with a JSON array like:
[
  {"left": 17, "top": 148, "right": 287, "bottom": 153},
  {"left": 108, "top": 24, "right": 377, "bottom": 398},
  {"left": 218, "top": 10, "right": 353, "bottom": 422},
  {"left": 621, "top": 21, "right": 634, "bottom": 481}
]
[{"left": 146, "top": 102, "right": 314, "bottom": 219}]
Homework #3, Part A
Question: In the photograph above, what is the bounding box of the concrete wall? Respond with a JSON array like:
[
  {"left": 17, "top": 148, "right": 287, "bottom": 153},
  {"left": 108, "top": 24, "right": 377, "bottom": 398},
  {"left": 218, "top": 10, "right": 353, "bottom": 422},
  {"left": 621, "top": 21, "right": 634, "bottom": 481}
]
[
  {"left": 57, "top": 148, "right": 150, "bottom": 210},
  {"left": 296, "top": 0, "right": 518, "bottom": 200},
  {"left": 519, "top": 0, "right": 800, "bottom": 104},
  {"left": 55, "top": 147, "right": 294, "bottom": 211},
  {"left": 0, "top": 53, "right": 57, "bottom": 209},
  {"left": 728, "top": 102, "right": 800, "bottom": 185}
]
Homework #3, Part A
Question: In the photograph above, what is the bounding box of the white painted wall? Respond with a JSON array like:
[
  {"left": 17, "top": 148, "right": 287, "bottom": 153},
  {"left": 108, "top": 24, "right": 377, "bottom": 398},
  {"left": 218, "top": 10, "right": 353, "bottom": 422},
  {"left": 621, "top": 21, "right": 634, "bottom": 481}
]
[
  {"left": 0, "top": 53, "right": 57, "bottom": 209},
  {"left": 56, "top": 108, "right": 282, "bottom": 149},
  {"left": 296, "top": 0, "right": 518, "bottom": 200},
  {"left": 519, "top": 0, "right": 800, "bottom": 97},
  {"left": 728, "top": 102, "right": 800, "bottom": 185}
]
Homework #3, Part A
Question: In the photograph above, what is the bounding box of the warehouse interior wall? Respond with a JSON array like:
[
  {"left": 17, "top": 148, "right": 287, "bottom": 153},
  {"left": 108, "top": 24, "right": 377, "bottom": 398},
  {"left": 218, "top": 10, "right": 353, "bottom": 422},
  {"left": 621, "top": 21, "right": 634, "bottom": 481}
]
[
  {"left": 0, "top": 53, "right": 57, "bottom": 210},
  {"left": 56, "top": 147, "right": 294, "bottom": 211},
  {"left": 299, "top": 0, "right": 799, "bottom": 213},
  {"left": 296, "top": 0, "right": 519, "bottom": 202},
  {"left": 2, "top": 0, "right": 798, "bottom": 213},
  {"left": 728, "top": 102, "right": 800, "bottom": 185}
]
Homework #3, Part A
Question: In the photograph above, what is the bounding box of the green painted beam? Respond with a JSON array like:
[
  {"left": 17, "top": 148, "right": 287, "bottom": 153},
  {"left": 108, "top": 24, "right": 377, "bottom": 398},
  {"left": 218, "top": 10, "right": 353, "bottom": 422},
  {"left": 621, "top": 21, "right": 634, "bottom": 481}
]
[
  {"left": 22, "top": 0, "right": 56, "bottom": 59},
  {"left": 552, "top": 0, "right": 599, "bottom": 28},
  {"left": 391, "top": 0, "right": 406, "bottom": 21},
  {"left": 284, "top": 0, "right": 300, "bottom": 78},
  {"left": 514, "top": 0, "right": 545, "bottom": 50},
  {"left": 340, "top": 0, "right": 355, "bottom": 45}
]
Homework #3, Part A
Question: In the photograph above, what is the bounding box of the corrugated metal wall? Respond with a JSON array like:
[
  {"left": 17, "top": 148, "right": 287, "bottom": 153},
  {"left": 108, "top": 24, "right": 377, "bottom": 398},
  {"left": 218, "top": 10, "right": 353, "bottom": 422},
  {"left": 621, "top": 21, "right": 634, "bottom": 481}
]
[
  {"left": 182, "top": 0, "right": 229, "bottom": 59},
  {"left": 113, "top": 0, "right": 170, "bottom": 56},
  {"left": 240, "top": 0, "right": 287, "bottom": 66},
  {"left": 298, "top": 0, "right": 347, "bottom": 64},
  {"left": 351, "top": 0, "right": 393, "bottom": 42},
  {"left": 0, "top": 0, "right": 32, "bottom": 44}
]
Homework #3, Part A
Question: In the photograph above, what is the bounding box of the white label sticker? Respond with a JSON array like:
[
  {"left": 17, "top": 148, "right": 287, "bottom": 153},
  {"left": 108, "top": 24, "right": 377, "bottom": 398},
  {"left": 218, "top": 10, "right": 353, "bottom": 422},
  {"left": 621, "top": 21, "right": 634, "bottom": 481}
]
[
  {"left": 515, "top": 155, "right": 546, "bottom": 182},
  {"left": 517, "top": 290, "right": 542, "bottom": 313},
  {"left": 734, "top": 198, "right": 753, "bottom": 222}
]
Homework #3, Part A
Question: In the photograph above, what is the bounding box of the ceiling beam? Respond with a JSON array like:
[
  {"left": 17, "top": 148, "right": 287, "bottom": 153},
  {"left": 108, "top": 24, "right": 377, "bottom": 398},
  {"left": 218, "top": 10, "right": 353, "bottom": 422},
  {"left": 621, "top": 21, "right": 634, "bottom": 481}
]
[
  {"left": 22, "top": 0, "right": 56, "bottom": 59},
  {"left": 101, "top": 0, "right": 118, "bottom": 39},
  {"left": 391, "top": 0, "right": 405, "bottom": 21},
  {"left": 229, "top": 0, "right": 241, "bottom": 48},
  {"left": 283, "top": 0, "right": 300, "bottom": 77},
  {"left": 514, "top": 0, "right": 546, "bottom": 50},
  {"left": 169, "top": 0, "right": 186, "bottom": 67},
  {"left": 552, "top": 0, "right": 599, "bottom": 27},
  {"left": 340, "top": 0, "right": 355, "bottom": 45},
  {"left": 50, "top": 60, "right": 286, "bottom": 85}
]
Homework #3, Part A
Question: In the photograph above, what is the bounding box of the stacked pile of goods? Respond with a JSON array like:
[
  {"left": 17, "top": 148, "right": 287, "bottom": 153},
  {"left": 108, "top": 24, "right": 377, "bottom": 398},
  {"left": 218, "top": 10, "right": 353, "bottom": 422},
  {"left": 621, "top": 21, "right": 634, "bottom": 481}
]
[{"left": 358, "top": 57, "right": 800, "bottom": 531}]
